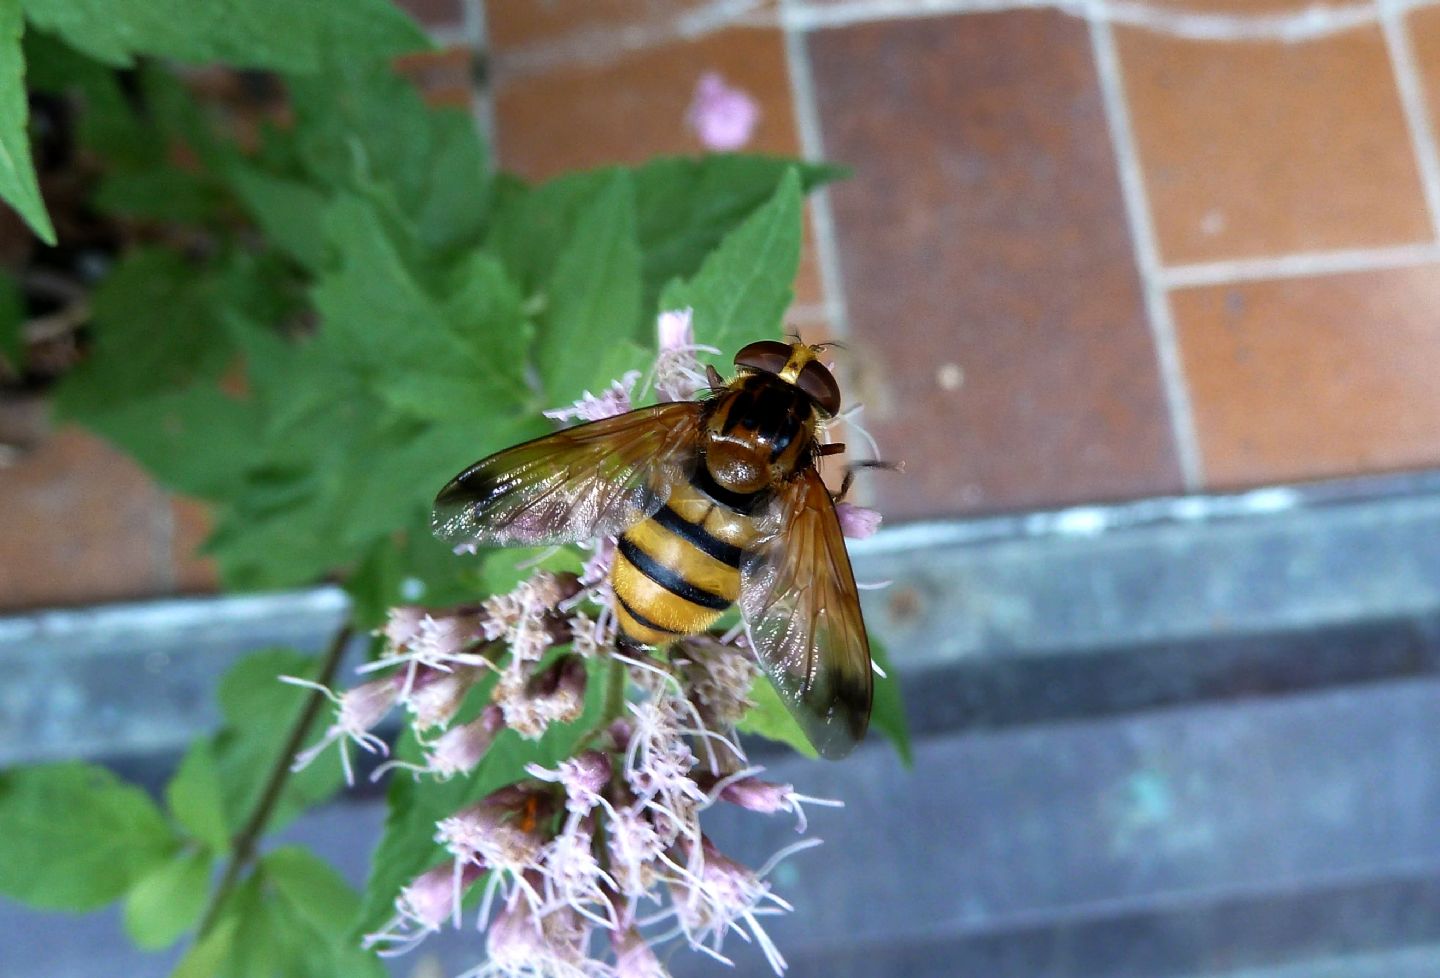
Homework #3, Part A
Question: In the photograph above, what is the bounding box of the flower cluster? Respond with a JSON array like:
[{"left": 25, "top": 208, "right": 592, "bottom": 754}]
[
  {"left": 289, "top": 314, "right": 876, "bottom": 976},
  {"left": 296, "top": 568, "right": 829, "bottom": 976}
]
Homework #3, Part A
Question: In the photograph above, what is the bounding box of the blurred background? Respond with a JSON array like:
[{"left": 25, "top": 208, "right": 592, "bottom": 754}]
[{"left": 7, "top": 0, "right": 1440, "bottom": 976}]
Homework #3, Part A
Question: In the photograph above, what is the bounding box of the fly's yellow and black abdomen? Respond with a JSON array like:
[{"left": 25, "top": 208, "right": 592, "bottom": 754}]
[{"left": 611, "top": 477, "right": 758, "bottom": 646}]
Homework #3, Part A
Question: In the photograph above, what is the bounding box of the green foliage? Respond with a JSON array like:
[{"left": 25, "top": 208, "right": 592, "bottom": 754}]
[
  {"left": 0, "top": 762, "right": 178, "bottom": 910},
  {"left": 738, "top": 674, "right": 820, "bottom": 759},
  {"left": 211, "top": 648, "right": 346, "bottom": 832},
  {"left": 264, "top": 847, "right": 388, "bottom": 978},
  {"left": 161, "top": 647, "right": 346, "bottom": 861},
  {"left": 166, "top": 741, "right": 232, "bottom": 853},
  {"left": 124, "top": 849, "right": 213, "bottom": 949},
  {"left": 662, "top": 167, "right": 803, "bottom": 365},
  {"left": 21, "top": 0, "right": 426, "bottom": 71},
  {"left": 0, "top": 0, "right": 52, "bottom": 242},
  {"left": 537, "top": 171, "right": 643, "bottom": 401},
  {"left": 190, "top": 863, "right": 385, "bottom": 978},
  {"left": 870, "top": 636, "right": 913, "bottom": 766},
  {"left": 2, "top": 0, "right": 426, "bottom": 245}
]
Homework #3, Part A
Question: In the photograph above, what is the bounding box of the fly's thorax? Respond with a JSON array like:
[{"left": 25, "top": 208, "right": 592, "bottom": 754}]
[{"left": 702, "top": 374, "right": 820, "bottom": 493}]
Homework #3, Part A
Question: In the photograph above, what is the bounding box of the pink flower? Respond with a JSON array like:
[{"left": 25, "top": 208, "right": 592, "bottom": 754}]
[
  {"left": 544, "top": 371, "right": 641, "bottom": 424},
  {"left": 657, "top": 308, "right": 694, "bottom": 353},
  {"left": 612, "top": 927, "right": 670, "bottom": 977},
  {"left": 500, "top": 654, "right": 589, "bottom": 739},
  {"left": 669, "top": 836, "right": 817, "bottom": 974},
  {"left": 362, "top": 607, "right": 492, "bottom": 696},
  {"left": 406, "top": 666, "right": 484, "bottom": 731},
  {"left": 535, "top": 815, "right": 618, "bottom": 927},
  {"left": 365, "top": 859, "right": 484, "bottom": 954},
  {"left": 473, "top": 892, "right": 593, "bottom": 978},
  {"left": 282, "top": 674, "right": 398, "bottom": 785},
  {"left": 835, "top": 501, "right": 882, "bottom": 539},
  {"left": 707, "top": 770, "right": 843, "bottom": 833},
  {"left": 651, "top": 308, "right": 717, "bottom": 402},
  {"left": 426, "top": 706, "right": 505, "bottom": 779},
  {"left": 436, "top": 786, "right": 554, "bottom": 916},
  {"left": 686, "top": 71, "right": 759, "bottom": 151},
  {"left": 674, "top": 636, "right": 758, "bottom": 729},
  {"left": 526, "top": 750, "right": 613, "bottom": 818}
]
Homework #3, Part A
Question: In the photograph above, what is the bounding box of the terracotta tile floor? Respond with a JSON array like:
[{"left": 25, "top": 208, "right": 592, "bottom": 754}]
[
  {"left": 11, "top": 0, "right": 1440, "bottom": 608},
  {"left": 810, "top": 10, "right": 1181, "bottom": 518},
  {"left": 1117, "top": 21, "right": 1429, "bottom": 265}
]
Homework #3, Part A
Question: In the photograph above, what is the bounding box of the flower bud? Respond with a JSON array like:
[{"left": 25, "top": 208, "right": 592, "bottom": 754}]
[
  {"left": 835, "top": 501, "right": 883, "bottom": 540},
  {"left": 717, "top": 776, "right": 793, "bottom": 815},
  {"left": 686, "top": 72, "right": 759, "bottom": 152},
  {"left": 504, "top": 654, "right": 588, "bottom": 739},
  {"left": 612, "top": 926, "right": 671, "bottom": 977},
  {"left": 406, "top": 666, "right": 482, "bottom": 731},
  {"left": 427, "top": 705, "right": 505, "bottom": 779}
]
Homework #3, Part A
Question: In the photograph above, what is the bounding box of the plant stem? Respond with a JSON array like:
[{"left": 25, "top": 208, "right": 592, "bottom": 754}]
[
  {"left": 601, "top": 655, "right": 628, "bottom": 725},
  {"left": 196, "top": 620, "right": 354, "bottom": 936}
]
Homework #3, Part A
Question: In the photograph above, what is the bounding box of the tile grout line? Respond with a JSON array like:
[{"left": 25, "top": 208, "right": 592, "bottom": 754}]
[
  {"left": 791, "top": 0, "right": 1396, "bottom": 41},
  {"left": 1378, "top": 0, "right": 1440, "bottom": 240},
  {"left": 1088, "top": 15, "right": 1205, "bottom": 492},
  {"left": 153, "top": 488, "right": 177, "bottom": 593},
  {"left": 782, "top": 4, "right": 885, "bottom": 507},
  {"left": 1163, "top": 241, "right": 1440, "bottom": 289},
  {"left": 781, "top": 8, "right": 853, "bottom": 343},
  {"left": 465, "top": 0, "right": 498, "bottom": 153}
]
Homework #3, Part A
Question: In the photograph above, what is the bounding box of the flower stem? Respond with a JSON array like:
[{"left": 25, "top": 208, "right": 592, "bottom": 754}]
[
  {"left": 196, "top": 619, "right": 354, "bottom": 936},
  {"left": 601, "top": 654, "right": 628, "bottom": 725}
]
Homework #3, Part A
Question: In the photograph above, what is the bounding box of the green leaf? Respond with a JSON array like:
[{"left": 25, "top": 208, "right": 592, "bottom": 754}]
[
  {"left": 268, "top": 852, "right": 389, "bottom": 978},
  {"left": 538, "top": 171, "right": 643, "bottom": 401},
  {"left": 94, "top": 165, "right": 225, "bottom": 224},
  {"left": 78, "top": 384, "right": 262, "bottom": 500},
  {"left": 264, "top": 847, "right": 361, "bottom": 938},
  {"left": 123, "top": 849, "right": 212, "bottom": 949},
  {"left": 660, "top": 167, "right": 803, "bottom": 364},
  {"left": 0, "top": 762, "right": 177, "bottom": 910},
  {"left": 24, "top": 30, "right": 154, "bottom": 164},
  {"left": 166, "top": 740, "right": 231, "bottom": 853},
  {"left": 170, "top": 911, "right": 238, "bottom": 978},
  {"left": 355, "top": 662, "right": 607, "bottom": 935},
  {"left": 211, "top": 648, "right": 345, "bottom": 835},
  {"left": 489, "top": 155, "right": 841, "bottom": 314},
  {"left": 378, "top": 253, "right": 535, "bottom": 421},
  {"left": 634, "top": 154, "right": 842, "bottom": 315},
  {"left": 21, "top": 0, "right": 427, "bottom": 72},
  {"left": 54, "top": 248, "right": 240, "bottom": 410},
  {"left": 737, "top": 674, "right": 819, "bottom": 759},
  {"left": 226, "top": 164, "right": 330, "bottom": 270},
  {"left": 0, "top": 1, "right": 54, "bottom": 243},
  {"left": 869, "top": 635, "right": 913, "bottom": 766},
  {"left": 485, "top": 170, "right": 614, "bottom": 296},
  {"left": 288, "top": 62, "right": 490, "bottom": 254},
  {"left": 311, "top": 195, "right": 527, "bottom": 408},
  {"left": 339, "top": 413, "right": 535, "bottom": 549}
]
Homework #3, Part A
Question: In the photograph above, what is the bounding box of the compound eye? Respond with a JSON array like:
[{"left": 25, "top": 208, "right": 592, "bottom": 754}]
[
  {"left": 734, "top": 340, "right": 792, "bottom": 376},
  {"left": 797, "top": 360, "right": 841, "bottom": 415}
]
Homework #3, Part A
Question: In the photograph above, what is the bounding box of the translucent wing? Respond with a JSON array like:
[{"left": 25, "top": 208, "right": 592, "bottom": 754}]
[
  {"left": 739, "top": 467, "right": 873, "bottom": 759},
  {"left": 433, "top": 402, "right": 705, "bottom": 549}
]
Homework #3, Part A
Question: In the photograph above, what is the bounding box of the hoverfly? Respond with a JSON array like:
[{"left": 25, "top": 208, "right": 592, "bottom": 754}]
[{"left": 433, "top": 340, "right": 873, "bottom": 758}]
